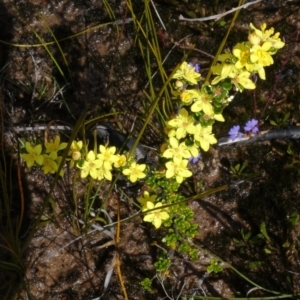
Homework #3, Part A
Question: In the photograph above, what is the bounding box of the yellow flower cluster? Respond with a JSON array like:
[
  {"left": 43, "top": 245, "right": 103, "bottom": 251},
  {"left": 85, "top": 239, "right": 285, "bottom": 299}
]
[
  {"left": 77, "top": 144, "right": 146, "bottom": 183},
  {"left": 211, "top": 23, "right": 285, "bottom": 90},
  {"left": 21, "top": 136, "right": 147, "bottom": 183},
  {"left": 172, "top": 61, "right": 201, "bottom": 85},
  {"left": 163, "top": 62, "right": 222, "bottom": 183},
  {"left": 21, "top": 136, "right": 67, "bottom": 175},
  {"left": 164, "top": 108, "right": 218, "bottom": 183},
  {"left": 138, "top": 191, "right": 169, "bottom": 228}
]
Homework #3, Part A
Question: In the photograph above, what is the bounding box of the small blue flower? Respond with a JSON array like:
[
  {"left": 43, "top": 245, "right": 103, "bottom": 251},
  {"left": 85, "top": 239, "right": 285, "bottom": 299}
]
[
  {"left": 189, "top": 153, "right": 202, "bottom": 164},
  {"left": 194, "top": 63, "right": 200, "bottom": 73},
  {"left": 244, "top": 119, "right": 259, "bottom": 134},
  {"left": 228, "top": 125, "right": 243, "bottom": 141},
  {"left": 189, "top": 62, "right": 200, "bottom": 73}
]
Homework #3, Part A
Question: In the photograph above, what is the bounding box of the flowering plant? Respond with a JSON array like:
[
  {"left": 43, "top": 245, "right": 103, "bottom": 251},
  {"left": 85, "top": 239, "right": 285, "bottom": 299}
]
[
  {"left": 19, "top": 22, "right": 284, "bottom": 274},
  {"left": 21, "top": 136, "right": 147, "bottom": 182}
]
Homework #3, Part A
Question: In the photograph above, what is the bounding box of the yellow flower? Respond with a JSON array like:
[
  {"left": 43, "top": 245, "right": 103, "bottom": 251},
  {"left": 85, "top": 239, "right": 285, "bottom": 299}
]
[
  {"left": 163, "top": 137, "right": 191, "bottom": 160},
  {"left": 167, "top": 108, "right": 196, "bottom": 139},
  {"left": 172, "top": 61, "right": 201, "bottom": 85},
  {"left": 250, "top": 42, "right": 273, "bottom": 67},
  {"left": 211, "top": 63, "right": 235, "bottom": 85},
  {"left": 138, "top": 191, "right": 157, "bottom": 206},
  {"left": 78, "top": 150, "right": 103, "bottom": 179},
  {"left": 180, "top": 89, "right": 199, "bottom": 105},
  {"left": 233, "top": 43, "right": 251, "bottom": 70},
  {"left": 122, "top": 162, "right": 146, "bottom": 183},
  {"left": 97, "top": 163, "right": 113, "bottom": 181},
  {"left": 97, "top": 145, "right": 118, "bottom": 165},
  {"left": 166, "top": 128, "right": 176, "bottom": 138},
  {"left": 248, "top": 32, "right": 262, "bottom": 46},
  {"left": 174, "top": 80, "right": 185, "bottom": 90},
  {"left": 211, "top": 61, "right": 256, "bottom": 90},
  {"left": 228, "top": 68, "right": 256, "bottom": 90},
  {"left": 165, "top": 156, "right": 193, "bottom": 183},
  {"left": 68, "top": 141, "right": 83, "bottom": 161},
  {"left": 186, "top": 143, "right": 199, "bottom": 158},
  {"left": 42, "top": 152, "right": 58, "bottom": 174},
  {"left": 68, "top": 140, "right": 83, "bottom": 168},
  {"left": 193, "top": 124, "right": 217, "bottom": 151},
  {"left": 21, "top": 142, "right": 44, "bottom": 168},
  {"left": 203, "top": 111, "right": 225, "bottom": 122},
  {"left": 249, "top": 23, "right": 285, "bottom": 49},
  {"left": 45, "top": 136, "right": 67, "bottom": 154},
  {"left": 143, "top": 201, "right": 169, "bottom": 229},
  {"left": 190, "top": 90, "right": 214, "bottom": 115},
  {"left": 256, "top": 66, "right": 266, "bottom": 80},
  {"left": 114, "top": 154, "right": 127, "bottom": 168},
  {"left": 267, "top": 32, "right": 285, "bottom": 51}
]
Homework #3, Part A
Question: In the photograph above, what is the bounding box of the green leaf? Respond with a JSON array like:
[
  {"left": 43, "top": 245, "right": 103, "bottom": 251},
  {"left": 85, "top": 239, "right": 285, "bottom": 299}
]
[
  {"left": 241, "top": 228, "right": 252, "bottom": 242},
  {"left": 289, "top": 212, "right": 299, "bottom": 226},
  {"left": 287, "top": 144, "right": 294, "bottom": 155},
  {"left": 40, "top": 214, "right": 50, "bottom": 221},
  {"left": 233, "top": 238, "right": 241, "bottom": 244},
  {"left": 203, "top": 85, "right": 212, "bottom": 94},
  {"left": 283, "top": 240, "right": 290, "bottom": 248},
  {"left": 222, "top": 81, "right": 232, "bottom": 91},
  {"left": 239, "top": 161, "right": 248, "bottom": 173},
  {"left": 264, "top": 247, "right": 272, "bottom": 254},
  {"left": 249, "top": 261, "right": 264, "bottom": 269},
  {"left": 230, "top": 165, "right": 235, "bottom": 173},
  {"left": 260, "top": 222, "right": 271, "bottom": 242},
  {"left": 235, "top": 163, "right": 241, "bottom": 171},
  {"left": 250, "top": 234, "right": 263, "bottom": 244},
  {"left": 283, "top": 112, "right": 291, "bottom": 122},
  {"left": 270, "top": 120, "right": 278, "bottom": 126}
]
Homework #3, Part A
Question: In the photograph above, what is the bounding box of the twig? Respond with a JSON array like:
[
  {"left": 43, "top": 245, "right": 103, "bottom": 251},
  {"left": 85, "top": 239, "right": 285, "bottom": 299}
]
[
  {"left": 179, "top": 0, "right": 262, "bottom": 22},
  {"left": 175, "top": 43, "right": 215, "bottom": 59},
  {"left": 218, "top": 126, "right": 300, "bottom": 146},
  {"left": 150, "top": 0, "right": 166, "bottom": 31}
]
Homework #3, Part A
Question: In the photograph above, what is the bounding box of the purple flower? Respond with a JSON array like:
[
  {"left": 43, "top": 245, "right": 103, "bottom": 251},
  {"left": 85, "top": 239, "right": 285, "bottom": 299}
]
[
  {"left": 189, "top": 153, "right": 202, "bottom": 164},
  {"left": 244, "top": 119, "right": 259, "bottom": 134},
  {"left": 189, "top": 62, "right": 200, "bottom": 73},
  {"left": 194, "top": 63, "right": 200, "bottom": 73},
  {"left": 228, "top": 125, "right": 243, "bottom": 141}
]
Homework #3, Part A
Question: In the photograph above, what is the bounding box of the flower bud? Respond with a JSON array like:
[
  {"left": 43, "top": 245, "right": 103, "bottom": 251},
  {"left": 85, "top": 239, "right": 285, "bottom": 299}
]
[
  {"left": 175, "top": 80, "right": 184, "bottom": 89},
  {"left": 248, "top": 33, "right": 261, "bottom": 45},
  {"left": 72, "top": 150, "right": 81, "bottom": 161}
]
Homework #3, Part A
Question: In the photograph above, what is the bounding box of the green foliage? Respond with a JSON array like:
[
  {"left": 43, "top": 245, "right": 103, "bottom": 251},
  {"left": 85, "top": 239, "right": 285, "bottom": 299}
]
[
  {"left": 269, "top": 112, "right": 290, "bottom": 128},
  {"left": 233, "top": 228, "right": 265, "bottom": 252},
  {"left": 154, "top": 256, "right": 171, "bottom": 273},
  {"left": 249, "top": 261, "right": 264, "bottom": 270},
  {"left": 219, "top": 20, "right": 227, "bottom": 27},
  {"left": 207, "top": 259, "right": 223, "bottom": 273},
  {"left": 140, "top": 278, "right": 152, "bottom": 292},
  {"left": 286, "top": 143, "right": 300, "bottom": 175},
  {"left": 260, "top": 221, "right": 271, "bottom": 242},
  {"left": 230, "top": 161, "right": 249, "bottom": 178},
  {"left": 288, "top": 211, "right": 299, "bottom": 227}
]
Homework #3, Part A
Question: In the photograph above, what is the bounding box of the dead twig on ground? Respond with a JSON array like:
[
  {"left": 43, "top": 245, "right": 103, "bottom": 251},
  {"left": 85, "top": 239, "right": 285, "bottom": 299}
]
[{"left": 179, "top": 0, "right": 262, "bottom": 22}]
